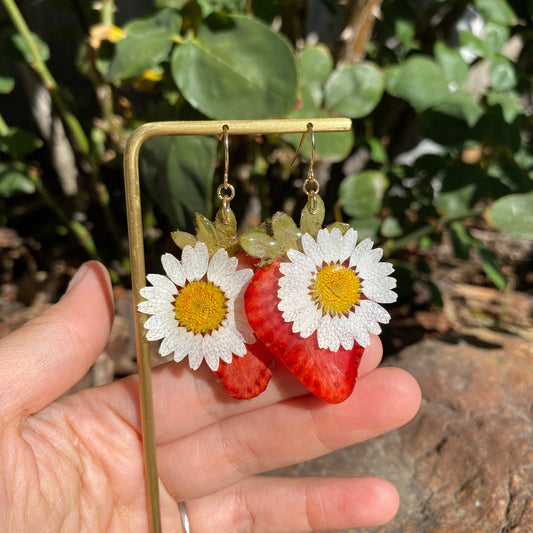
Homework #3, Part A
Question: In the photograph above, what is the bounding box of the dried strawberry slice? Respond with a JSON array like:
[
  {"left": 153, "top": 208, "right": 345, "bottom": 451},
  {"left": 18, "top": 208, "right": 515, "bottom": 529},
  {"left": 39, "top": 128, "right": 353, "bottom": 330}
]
[
  {"left": 213, "top": 340, "right": 274, "bottom": 399},
  {"left": 245, "top": 259, "right": 364, "bottom": 404}
]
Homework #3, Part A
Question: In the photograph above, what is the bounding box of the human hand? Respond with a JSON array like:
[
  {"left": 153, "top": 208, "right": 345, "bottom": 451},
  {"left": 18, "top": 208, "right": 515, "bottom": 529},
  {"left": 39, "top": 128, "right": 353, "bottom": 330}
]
[{"left": 0, "top": 261, "right": 420, "bottom": 532}]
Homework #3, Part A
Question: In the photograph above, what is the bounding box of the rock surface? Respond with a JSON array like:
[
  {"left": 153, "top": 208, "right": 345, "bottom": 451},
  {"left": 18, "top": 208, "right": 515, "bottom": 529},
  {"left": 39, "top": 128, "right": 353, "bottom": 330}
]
[{"left": 276, "top": 332, "right": 533, "bottom": 532}]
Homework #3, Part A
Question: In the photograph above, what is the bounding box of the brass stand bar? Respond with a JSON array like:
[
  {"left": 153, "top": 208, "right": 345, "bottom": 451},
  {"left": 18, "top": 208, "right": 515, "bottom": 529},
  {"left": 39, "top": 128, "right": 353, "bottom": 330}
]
[{"left": 123, "top": 117, "right": 351, "bottom": 533}]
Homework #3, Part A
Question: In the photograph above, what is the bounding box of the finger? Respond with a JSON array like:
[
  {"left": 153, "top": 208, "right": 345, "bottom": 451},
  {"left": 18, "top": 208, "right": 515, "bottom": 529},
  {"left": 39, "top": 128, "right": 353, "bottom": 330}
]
[
  {"left": 102, "top": 334, "right": 383, "bottom": 445},
  {"left": 158, "top": 367, "right": 421, "bottom": 500},
  {"left": 0, "top": 262, "right": 114, "bottom": 421},
  {"left": 186, "top": 475, "right": 399, "bottom": 533}
]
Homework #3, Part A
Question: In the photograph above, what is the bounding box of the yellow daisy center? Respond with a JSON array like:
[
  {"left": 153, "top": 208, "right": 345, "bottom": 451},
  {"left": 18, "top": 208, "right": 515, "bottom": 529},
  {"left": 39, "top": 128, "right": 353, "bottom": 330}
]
[
  {"left": 311, "top": 264, "right": 361, "bottom": 316},
  {"left": 174, "top": 280, "right": 227, "bottom": 334}
]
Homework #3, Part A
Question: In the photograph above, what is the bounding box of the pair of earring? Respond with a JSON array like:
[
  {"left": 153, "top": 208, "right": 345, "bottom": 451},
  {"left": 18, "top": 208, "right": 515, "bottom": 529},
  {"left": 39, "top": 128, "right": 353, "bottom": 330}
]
[{"left": 138, "top": 124, "right": 397, "bottom": 404}]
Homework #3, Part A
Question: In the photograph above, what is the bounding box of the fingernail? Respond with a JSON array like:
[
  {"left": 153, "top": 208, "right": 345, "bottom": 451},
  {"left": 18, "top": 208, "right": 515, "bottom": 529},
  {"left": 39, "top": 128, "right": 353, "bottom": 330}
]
[{"left": 66, "top": 262, "right": 89, "bottom": 294}]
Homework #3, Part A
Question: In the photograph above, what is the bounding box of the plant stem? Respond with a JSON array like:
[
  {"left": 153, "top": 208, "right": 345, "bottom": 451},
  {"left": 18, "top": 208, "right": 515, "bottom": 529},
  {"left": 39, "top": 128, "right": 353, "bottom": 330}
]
[
  {"left": 101, "top": 0, "right": 115, "bottom": 25},
  {"left": 28, "top": 169, "right": 120, "bottom": 283},
  {"left": 3, "top": 0, "right": 127, "bottom": 271},
  {"left": 1, "top": 0, "right": 90, "bottom": 155}
]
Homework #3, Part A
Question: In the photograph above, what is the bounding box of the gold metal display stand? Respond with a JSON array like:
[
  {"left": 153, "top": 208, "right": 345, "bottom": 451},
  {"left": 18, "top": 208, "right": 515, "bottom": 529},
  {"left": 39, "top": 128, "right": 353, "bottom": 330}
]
[{"left": 123, "top": 117, "right": 351, "bottom": 532}]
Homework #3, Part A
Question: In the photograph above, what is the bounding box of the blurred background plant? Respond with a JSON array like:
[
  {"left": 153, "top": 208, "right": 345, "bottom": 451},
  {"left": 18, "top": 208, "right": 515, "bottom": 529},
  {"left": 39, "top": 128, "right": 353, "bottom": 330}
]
[{"left": 1, "top": 0, "right": 532, "bottom": 350}]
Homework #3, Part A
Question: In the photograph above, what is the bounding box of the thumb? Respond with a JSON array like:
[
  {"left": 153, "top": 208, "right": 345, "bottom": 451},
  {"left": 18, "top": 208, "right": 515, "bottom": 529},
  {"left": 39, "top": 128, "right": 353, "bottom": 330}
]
[{"left": 0, "top": 261, "right": 114, "bottom": 422}]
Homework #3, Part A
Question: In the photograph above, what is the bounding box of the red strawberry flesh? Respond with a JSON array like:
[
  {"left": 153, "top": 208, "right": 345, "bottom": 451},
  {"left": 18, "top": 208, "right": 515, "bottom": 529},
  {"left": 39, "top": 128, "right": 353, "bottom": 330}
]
[
  {"left": 213, "top": 339, "right": 273, "bottom": 399},
  {"left": 245, "top": 259, "right": 364, "bottom": 404}
]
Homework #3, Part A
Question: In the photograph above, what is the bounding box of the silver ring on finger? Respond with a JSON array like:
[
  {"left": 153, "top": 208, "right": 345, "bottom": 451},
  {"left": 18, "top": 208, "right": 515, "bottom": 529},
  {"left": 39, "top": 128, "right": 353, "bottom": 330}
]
[{"left": 178, "top": 501, "right": 191, "bottom": 533}]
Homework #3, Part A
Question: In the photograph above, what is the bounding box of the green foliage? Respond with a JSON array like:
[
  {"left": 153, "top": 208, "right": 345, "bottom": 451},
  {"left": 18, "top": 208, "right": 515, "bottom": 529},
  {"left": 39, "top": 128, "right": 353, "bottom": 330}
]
[
  {"left": 1, "top": 0, "right": 531, "bottom": 298},
  {"left": 171, "top": 14, "right": 297, "bottom": 119},
  {"left": 140, "top": 135, "right": 217, "bottom": 229},
  {"left": 106, "top": 9, "right": 182, "bottom": 82}
]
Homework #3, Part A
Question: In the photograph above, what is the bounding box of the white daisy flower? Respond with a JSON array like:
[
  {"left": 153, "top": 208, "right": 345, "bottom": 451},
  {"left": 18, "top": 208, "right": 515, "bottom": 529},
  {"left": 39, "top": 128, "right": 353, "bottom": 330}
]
[
  {"left": 137, "top": 241, "right": 255, "bottom": 371},
  {"left": 277, "top": 227, "right": 397, "bottom": 351}
]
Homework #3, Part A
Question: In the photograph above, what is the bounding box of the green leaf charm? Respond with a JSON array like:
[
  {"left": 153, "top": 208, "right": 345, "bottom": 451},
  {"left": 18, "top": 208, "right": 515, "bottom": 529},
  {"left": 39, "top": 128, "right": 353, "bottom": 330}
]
[{"left": 300, "top": 195, "right": 325, "bottom": 238}]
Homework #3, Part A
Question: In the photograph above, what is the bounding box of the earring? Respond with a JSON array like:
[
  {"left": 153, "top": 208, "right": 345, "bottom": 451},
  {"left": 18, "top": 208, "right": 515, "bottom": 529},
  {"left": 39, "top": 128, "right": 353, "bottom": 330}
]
[
  {"left": 137, "top": 125, "right": 273, "bottom": 399},
  {"left": 138, "top": 123, "right": 397, "bottom": 405},
  {"left": 240, "top": 123, "right": 398, "bottom": 403}
]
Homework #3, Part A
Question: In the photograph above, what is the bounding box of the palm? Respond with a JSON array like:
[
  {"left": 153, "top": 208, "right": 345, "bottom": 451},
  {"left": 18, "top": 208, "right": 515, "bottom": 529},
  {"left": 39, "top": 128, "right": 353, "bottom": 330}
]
[{"left": 0, "top": 262, "right": 420, "bottom": 533}]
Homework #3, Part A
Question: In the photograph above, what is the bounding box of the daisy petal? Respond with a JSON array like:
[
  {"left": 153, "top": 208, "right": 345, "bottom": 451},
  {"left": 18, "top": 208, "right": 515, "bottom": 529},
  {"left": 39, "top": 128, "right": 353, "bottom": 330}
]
[
  {"left": 285, "top": 248, "right": 316, "bottom": 273},
  {"left": 161, "top": 253, "right": 186, "bottom": 287},
  {"left": 349, "top": 238, "right": 374, "bottom": 269},
  {"left": 207, "top": 248, "right": 231, "bottom": 283},
  {"left": 340, "top": 228, "right": 358, "bottom": 263},
  {"left": 222, "top": 268, "right": 253, "bottom": 299},
  {"left": 317, "top": 227, "right": 342, "bottom": 263},
  {"left": 360, "top": 299, "right": 391, "bottom": 323},
  {"left": 317, "top": 314, "right": 341, "bottom": 352},
  {"left": 147, "top": 273, "right": 177, "bottom": 295},
  {"left": 159, "top": 329, "right": 181, "bottom": 356},
  {"left": 183, "top": 242, "right": 209, "bottom": 281},
  {"left": 137, "top": 299, "right": 173, "bottom": 315},
  {"left": 139, "top": 286, "right": 173, "bottom": 302},
  {"left": 361, "top": 282, "right": 397, "bottom": 304},
  {"left": 301, "top": 233, "right": 324, "bottom": 265}
]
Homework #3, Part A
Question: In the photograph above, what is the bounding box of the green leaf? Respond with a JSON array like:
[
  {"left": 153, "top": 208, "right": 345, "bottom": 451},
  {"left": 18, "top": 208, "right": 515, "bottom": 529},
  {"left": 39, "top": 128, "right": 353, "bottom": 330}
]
[
  {"left": 366, "top": 137, "right": 388, "bottom": 164},
  {"left": 489, "top": 55, "right": 517, "bottom": 91},
  {"left": 239, "top": 229, "right": 281, "bottom": 259},
  {"left": 214, "top": 206, "right": 237, "bottom": 239},
  {"left": 349, "top": 216, "right": 381, "bottom": 240},
  {"left": 325, "top": 62, "right": 384, "bottom": 118},
  {"left": 298, "top": 45, "right": 332, "bottom": 107},
  {"left": 434, "top": 90, "right": 483, "bottom": 127},
  {"left": 486, "top": 90, "right": 522, "bottom": 123},
  {"left": 195, "top": 213, "right": 219, "bottom": 256},
  {"left": 155, "top": 0, "right": 188, "bottom": 8},
  {"left": 0, "top": 128, "right": 43, "bottom": 157},
  {"left": 394, "top": 18, "right": 420, "bottom": 54},
  {"left": 123, "top": 8, "right": 182, "bottom": 35},
  {"left": 11, "top": 32, "right": 50, "bottom": 62},
  {"left": 272, "top": 212, "right": 299, "bottom": 251},
  {"left": 385, "top": 56, "right": 450, "bottom": 111},
  {"left": 474, "top": 0, "right": 516, "bottom": 25},
  {"left": 326, "top": 222, "right": 351, "bottom": 234},
  {"left": 140, "top": 135, "right": 217, "bottom": 229},
  {"left": 171, "top": 14, "right": 297, "bottom": 119},
  {"left": 171, "top": 230, "right": 198, "bottom": 249},
  {"left": 485, "top": 192, "right": 533, "bottom": 240},
  {"left": 0, "top": 164, "right": 36, "bottom": 196},
  {"left": 299, "top": 45, "right": 333, "bottom": 87},
  {"left": 0, "top": 75, "right": 15, "bottom": 94},
  {"left": 283, "top": 87, "right": 354, "bottom": 162},
  {"left": 339, "top": 170, "right": 389, "bottom": 218},
  {"left": 381, "top": 216, "right": 403, "bottom": 238},
  {"left": 449, "top": 221, "right": 473, "bottom": 260},
  {"left": 300, "top": 194, "right": 325, "bottom": 238},
  {"left": 459, "top": 30, "right": 492, "bottom": 59},
  {"left": 434, "top": 41, "right": 469, "bottom": 87},
  {"left": 482, "top": 21, "right": 510, "bottom": 53},
  {"left": 106, "top": 9, "right": 181, "bottom": 81},
  {"left": 283, "top": 89, "right": 354, "bottom": 162},
  {"left": 477, "top": 247, "right": 507, "bottom": 289}
]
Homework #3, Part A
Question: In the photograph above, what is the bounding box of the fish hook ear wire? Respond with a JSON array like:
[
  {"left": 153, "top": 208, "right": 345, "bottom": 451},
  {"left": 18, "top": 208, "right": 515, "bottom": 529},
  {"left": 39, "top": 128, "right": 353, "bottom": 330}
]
[
  {"left": 216, "top": 124, "right": 235, "bottom": 224},
  {"left": 290, "top": 122, "right": 319, "bottom": 214}
]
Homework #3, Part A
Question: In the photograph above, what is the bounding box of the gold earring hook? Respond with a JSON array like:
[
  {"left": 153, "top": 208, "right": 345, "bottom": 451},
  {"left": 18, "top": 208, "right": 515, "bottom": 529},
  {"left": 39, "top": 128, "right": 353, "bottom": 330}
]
[
  {"left": 291, "top": 123, "right": 320, "bottom": 214},
  {"left": 217, "top": 124, "right": 235, "bottom": 224}
]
